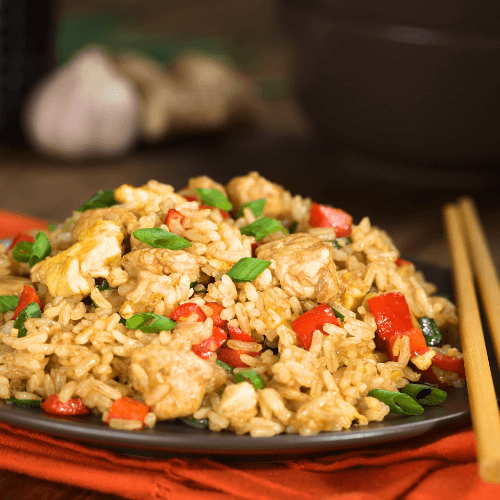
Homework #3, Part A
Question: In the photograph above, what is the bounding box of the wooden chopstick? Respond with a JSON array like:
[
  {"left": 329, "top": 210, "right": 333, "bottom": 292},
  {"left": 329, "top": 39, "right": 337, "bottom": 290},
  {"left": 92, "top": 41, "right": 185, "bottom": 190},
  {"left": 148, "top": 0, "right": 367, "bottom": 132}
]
[{"left": 443, "top": 203, "right": 500, "bottom": 483}]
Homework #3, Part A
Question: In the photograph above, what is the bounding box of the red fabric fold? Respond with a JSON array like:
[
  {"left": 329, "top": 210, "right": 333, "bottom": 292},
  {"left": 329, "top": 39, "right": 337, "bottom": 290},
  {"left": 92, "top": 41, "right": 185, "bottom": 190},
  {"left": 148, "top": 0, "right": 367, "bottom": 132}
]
[{"left": 1, "top": 421, "right": 500, "bottom": 500}]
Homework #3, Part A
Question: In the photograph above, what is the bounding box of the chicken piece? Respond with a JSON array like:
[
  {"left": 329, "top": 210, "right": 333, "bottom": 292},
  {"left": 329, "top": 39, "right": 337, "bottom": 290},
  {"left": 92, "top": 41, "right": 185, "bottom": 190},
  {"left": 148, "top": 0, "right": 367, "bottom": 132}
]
[
  {"left": 130, "top": 344, "right": 213, "bottom": 420},
  {"left": 114, "top": 180, "right": 186, "bottom": 213},
  {"left": 219, "top": 382, "right": 258, "bottom": 428},
  {"left": 256, "top": 233, "right": 342, "bottom": 302},
  {"left": 0, "top": 275, "right": 31, "bottom": 295},
  {"left": 31, "top": 220, "right": 123, "bottom": 297},
  {"left": 72, "top": 207, "right": 137, "bottom": 242},
  {"left": 226, "top": 171, "right": 286, "bottom": 219},
  {"left": 185, "top": 175, "right": 227, "bottom": 197},
  {"left": 120, "top": 248, "right": 204, "bottom": 281}
]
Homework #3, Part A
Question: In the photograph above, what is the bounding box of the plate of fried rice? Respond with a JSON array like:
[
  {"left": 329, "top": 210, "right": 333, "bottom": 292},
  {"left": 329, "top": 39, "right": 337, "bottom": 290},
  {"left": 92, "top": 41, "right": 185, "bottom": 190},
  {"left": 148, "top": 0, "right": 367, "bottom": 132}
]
[{"left": 0, "top": 172, "right": 479, "bottom": 456}]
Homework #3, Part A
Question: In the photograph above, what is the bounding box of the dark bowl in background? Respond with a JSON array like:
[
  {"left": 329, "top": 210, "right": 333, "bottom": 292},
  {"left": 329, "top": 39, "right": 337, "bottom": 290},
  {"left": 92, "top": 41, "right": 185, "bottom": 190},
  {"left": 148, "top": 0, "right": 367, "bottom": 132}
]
[{"left": 278, "top": 0, "right": 500, "bottom": 169}]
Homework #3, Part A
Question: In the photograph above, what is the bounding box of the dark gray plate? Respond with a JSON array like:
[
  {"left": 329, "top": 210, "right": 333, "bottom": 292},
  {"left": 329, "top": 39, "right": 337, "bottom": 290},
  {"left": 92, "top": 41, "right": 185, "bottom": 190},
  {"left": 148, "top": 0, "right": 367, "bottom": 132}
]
[{"left": 0, "top": 259, "right": 497, "bottom": 459}]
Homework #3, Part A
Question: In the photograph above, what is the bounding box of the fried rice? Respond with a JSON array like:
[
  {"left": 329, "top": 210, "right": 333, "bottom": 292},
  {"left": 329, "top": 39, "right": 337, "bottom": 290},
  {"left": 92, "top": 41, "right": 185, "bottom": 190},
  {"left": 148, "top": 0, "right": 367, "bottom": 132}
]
[{"left": 0, "top": 172, "right": 463, "bottom": 436}]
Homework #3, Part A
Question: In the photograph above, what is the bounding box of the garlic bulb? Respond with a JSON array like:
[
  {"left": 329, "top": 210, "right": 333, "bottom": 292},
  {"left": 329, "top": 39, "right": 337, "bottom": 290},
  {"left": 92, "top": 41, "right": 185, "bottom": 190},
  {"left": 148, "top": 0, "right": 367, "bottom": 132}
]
[{"left": 22, "top": 47, "right": 140, "bottom": 160}]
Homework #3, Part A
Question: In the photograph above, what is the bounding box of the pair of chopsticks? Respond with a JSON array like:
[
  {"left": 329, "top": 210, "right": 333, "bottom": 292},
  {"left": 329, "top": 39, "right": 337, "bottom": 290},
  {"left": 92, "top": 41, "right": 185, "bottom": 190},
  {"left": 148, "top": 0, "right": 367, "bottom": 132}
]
[{"left": 443, "top": 198, "right": 500, "bottom": 483}]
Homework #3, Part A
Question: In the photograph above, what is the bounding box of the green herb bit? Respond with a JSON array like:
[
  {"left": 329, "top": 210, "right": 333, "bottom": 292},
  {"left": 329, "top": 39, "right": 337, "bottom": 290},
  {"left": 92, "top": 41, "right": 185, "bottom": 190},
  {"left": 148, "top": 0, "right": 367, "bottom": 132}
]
[
  {"left": 368, "top": 389, "right": 424, "bottom": 416},
  {"left": 190, "top": 281, "right": 198, "bottom": 289},
  {"left": 400, "top": 383, "right": 447, "bottom": 405},
  {"left": 48, "top": 223, "right": 57, "bottom": 232},
  {"left": 5, "top": 398, "right": 42, "bottom": 407},
  {"left": 234, "top": 370, "right": 265, "bottom": 390},
  {"left": 237, "top": 198, "right": 266, "bottom": 219},
  {"left": 240, "top": 218, "right": 288, "bottom": 242},
  {"left": 418, "top": 317, "right": 443, "bottom": 347},
  {"left": 216, "top": 359, "right": 234, "bottom": 374},
  {"left": 124, "top": 312, "right": 176, "bottom": 333},
  {"left": 29, "top": 232, "right": 51, "bottom": 267},
  {"left": 96, "top": 279, "right": 111, "bottom": 291},
  {"left": 289, "top": 222, "right": 298, "bottom": 234},
  {"left": 195, "top": 188, "right": 233, "bottom": 211},
  {"left": 133, "top": 228, "right": 192, "bottom": 250},
  {"left": 179, "top": 416, "right": 209, "bottom": 429},
  {"left": 226, "top": 257, "right": 271, "bottom": 283},
  {"left": 78, "top": 190, "right": 118, "bottom": 212},
  {"left": 13, "top": 302, "right": 41, "bottom": 338},
  {"left": 12, "top": 241, "right": 33, "bottom": 263},
  {"left": 0, "top": 295, "right": 19, "bottom": 314},
  {"left": 331, "top": 236, "right": 352, "bottom": 249},
  {"left": 331, "top": 307, "right": 344, "bottom": 321}
]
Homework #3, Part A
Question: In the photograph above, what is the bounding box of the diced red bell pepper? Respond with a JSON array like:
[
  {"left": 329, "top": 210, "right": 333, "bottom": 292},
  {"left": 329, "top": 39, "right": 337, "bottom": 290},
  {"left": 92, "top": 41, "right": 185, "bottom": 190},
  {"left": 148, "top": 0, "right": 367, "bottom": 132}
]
[
  {"left": 40, "top": 394, "right": 90, "bottom": 416},
  {"left": 7, "top": 232, "right": 35, "bottom": 252},
  {"left": 169, "top": 303, "right": 207, "bottom": 322},
  {"left": 106, "top": 396, "right": 150, "bottom": 427},
  {"left": 385, "top": 327, "right": 429, "bottom": 361},
  {"left": 431, "top": 352, "right": 466, "bottom": 378},
  {"left": 291, "top": 303, "right": 340, "bottom": 351},
  {"left": 204, "top": 302, "right": 227, "bottom": 328},
  {"left": 217, "top": 346, "right": 259, "bottom": 368},
  {"left": 183, "top": 195, "right": 198, "bottom": 202},
  {"left": 395, "top": 258, "right": 412, "bottom": 267},
  {"left": 13, "top": 285, "right": 43, "bottom": 319},
  {"left": 367, "top": 292, "right": 414, "bottom": 341},
  {"left": 308, "top": 202, "right": 353, "bottom": 237},
  {"left": 191, "top": 326, "right": 227, "bottom": 359},
  {"left": 228, "top": 324, "right": 255, "bottom": 342},
  {"left": 165, "top": 208, "right": 186, "bottom": 227}
]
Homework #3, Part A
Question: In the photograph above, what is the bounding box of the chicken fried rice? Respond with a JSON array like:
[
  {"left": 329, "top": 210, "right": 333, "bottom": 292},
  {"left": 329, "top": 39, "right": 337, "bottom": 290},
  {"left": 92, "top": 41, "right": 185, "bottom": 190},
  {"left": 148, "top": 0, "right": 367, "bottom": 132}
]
[{"left": 0, "top": 172, "right": 464, "bottom": 436}]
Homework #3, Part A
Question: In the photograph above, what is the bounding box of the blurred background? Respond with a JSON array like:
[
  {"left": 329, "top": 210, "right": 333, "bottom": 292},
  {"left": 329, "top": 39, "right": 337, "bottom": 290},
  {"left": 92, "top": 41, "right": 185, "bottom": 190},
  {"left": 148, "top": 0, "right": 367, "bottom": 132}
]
[{"left": 1, "top": 0, "right": 499, "bottom": 268}]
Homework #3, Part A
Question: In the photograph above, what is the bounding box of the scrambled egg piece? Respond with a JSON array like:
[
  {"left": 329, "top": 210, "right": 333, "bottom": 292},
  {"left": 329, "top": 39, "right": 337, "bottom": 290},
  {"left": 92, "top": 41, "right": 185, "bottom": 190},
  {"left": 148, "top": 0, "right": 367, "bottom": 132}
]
[
  {"left": 72, "top": 207, "right": 137, "bottom": 242},
  {"left": 114, "top": 179, "right": 186, "bottom": 213},
  {"left": 31, "top": 220, "right": 123, "bottom": 297}
]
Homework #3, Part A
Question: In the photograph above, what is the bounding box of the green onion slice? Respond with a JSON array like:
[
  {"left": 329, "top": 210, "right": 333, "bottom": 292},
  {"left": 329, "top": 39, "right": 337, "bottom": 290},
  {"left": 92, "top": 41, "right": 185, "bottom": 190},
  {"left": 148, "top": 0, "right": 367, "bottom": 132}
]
[
  {"left": 215, "top": 359, "right": 234, "bottom": 374},
  {"left": 12, "top": 241, "right": 33, "bottom": 263},
  {"left": 418, "top": 317, "right": 443, "bottom": 347},
  {"left": 237, "top": 199, "right": 266, "bottom": 219},
  {"left": 400, "top": 383, "right": 447, "bottom": 405},
  {"left": 234, "top": 370, "right": 265, "bottom": 390},
  {"left": 29, "top": 232, "right": 51, "bottom": 267},
  {"left": 5, "top": 398, "right": 42, "bottom": 407},
  {"left": 179, "top": 416, "right": 209, "bottom": 429},
  {"left": 331, "top": 307, "right": 344, "bottom": 321},
  {"left": 368, "top": 389, "right": 424, "bottom": 415},
  {"left": 0, "top": 295, "right": 20, "bottom": 314},
  {"left": 240, "top": 218, "right": 288, "bottom": 242},
  {"left": 48, "top": 223, "right": 57, "bottom": 231},
  {"left": 96, "top": 279, "right": 111, "bottom": 291},
  {"left": 226, "top": 257, "right": 271, "bottom": 283},
  {"left": 195, "top": 188, "right": 233, "bottom": 211},
  {"left": 133, "top": 228, "right": 192, "bottom": 250},
  {"left": 78, "top": 190, "right": 118, "bottom": 212},
  {"left": 124, "top": 313, "right": 176, "bottom": 333},
  {"left": 289, "top": 222, "right": 298, "bottom": 234},
  {"left": 14, "top": 302, "right": 42, "bottom": 338}
]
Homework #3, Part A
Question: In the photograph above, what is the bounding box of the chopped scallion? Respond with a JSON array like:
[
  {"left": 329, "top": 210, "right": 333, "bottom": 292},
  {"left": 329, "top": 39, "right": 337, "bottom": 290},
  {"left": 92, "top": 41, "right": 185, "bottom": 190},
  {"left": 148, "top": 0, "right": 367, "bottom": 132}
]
[
  {"left": 190, "top": 281, "right": 198, "bottom": 289},
  {"left": 234, "top": 370, "right": 265, "bottom": 390},
  {"left": 29, "top": 232, "right": 51, "bottom": 267},
  {"left": 96, "top": 279, "right": 111, "bottom": 291},
  {"left": 226, "top": 257, "right": 271, "bottom": 283},
  {"left": 216, "top": 359, "right": 234, "bottom": 374},
  {"left": 124, "top": 312, "right": 176, "bottom": 333},
  {"left": 78, "top": 190, "right": 118, "bottom": 212},
  {"left": 179, "top": 416, "right": 209, "bottom": 429},
  {"left": 418, "top": 317, "right": 443, "bottom": 347},
  {"left": 237, "top": 199, "right": 266, "bottom": 218},
  {"left": 48, "top": 223, "right": 57, "bottom": 231},
  {"left": 0, "top": 295, "right": 19, "bottom": 314},
  {"left": 368, "top": 389, "right": 424, "bottom": 415},
  {"left": 240, "top": 218, "right": 288, "bottom": 241},
  {"left": 400, "top": 383, "right": 447, "bottom": 405},
  {"left": 289, "top": 222, "right": 298, "bottom": 234},
  {"left": 13, "top": 302, "right": 41, "bottom": 338},
  {"left": 5, "top": 398, "right": 42, "bottom": 407},
  {"left": 195, "top": 188, "right": 233, "bottom": 211},
  {"left": 133, "top": 228, "right": 192, "bottom": 250},
  {"left": 12, "top": 241, "right": 33, "bottom": 263},
  {"left": 331, "top": 307, "right": 344, "bottom": 321}
]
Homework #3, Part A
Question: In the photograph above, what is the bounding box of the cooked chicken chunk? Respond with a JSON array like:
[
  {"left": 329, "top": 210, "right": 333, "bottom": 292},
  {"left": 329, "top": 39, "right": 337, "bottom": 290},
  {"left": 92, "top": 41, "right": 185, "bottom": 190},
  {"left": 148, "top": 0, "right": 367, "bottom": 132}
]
[
  {"left": 185, "top": 175, "right": 227, "bottom": 197},
  {"left": 256, "top": 233, "right": 342, "bottom": 301},
  {"left": 114, "top": 180, "right": 186, "bottom": 213},
  {"left": 130, "top": 344, "right": 213, "bottom": 420},
  {"left": 120, "top": 248, "right": 204, "bottom": 281},
  {"left": 71, "top": 207, "right": 137, "bottom": 242},
  {"left": 31, "top": 220, "right": 123, "bottom": 297},
  {"left": 0, "top": 275, "right": 31, "bottom": 295},
  {"left": 219, "top": 382, "right": 258, "bottom": 428}
]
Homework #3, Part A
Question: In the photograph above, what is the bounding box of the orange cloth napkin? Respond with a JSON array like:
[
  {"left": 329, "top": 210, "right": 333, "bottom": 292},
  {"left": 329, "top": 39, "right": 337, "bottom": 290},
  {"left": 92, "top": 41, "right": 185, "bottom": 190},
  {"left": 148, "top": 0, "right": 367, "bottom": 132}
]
[
  {"left": 2, "top": 212, "right": 500, "bottom": 499},
  {"left": 1, "top": 420, "right": 500, "bottom": 500}
]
